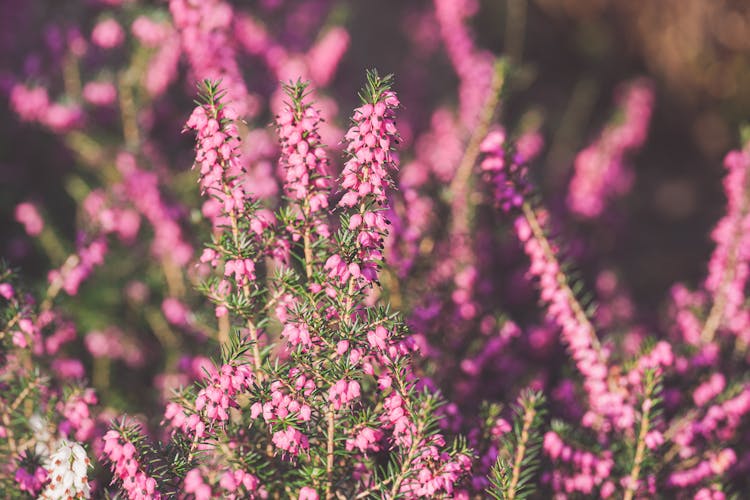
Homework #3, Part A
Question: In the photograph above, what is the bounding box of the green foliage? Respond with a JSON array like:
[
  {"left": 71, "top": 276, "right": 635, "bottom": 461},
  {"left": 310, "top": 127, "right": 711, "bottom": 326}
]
[
  {"left": 488, "top": 390, "right": 546, "bottom": 500},
  {"left": 358, "top": 69, "right": 395, "bottom": 105}
]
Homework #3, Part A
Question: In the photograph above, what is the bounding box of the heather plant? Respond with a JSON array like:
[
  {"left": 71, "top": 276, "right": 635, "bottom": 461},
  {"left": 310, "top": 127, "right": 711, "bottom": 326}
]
[
  {"left": 3, "top": 1, "right": 750, "bottom": 499},
  {"left": 0, "top": 262, "right": 97, "bottom": 498},
  {"left": 100, "top": 75, "right": 472, "bottom": 499}
]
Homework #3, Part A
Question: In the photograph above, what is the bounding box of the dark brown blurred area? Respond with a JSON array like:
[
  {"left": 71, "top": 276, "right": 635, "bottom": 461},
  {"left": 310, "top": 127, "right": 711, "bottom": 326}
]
[
  {"left": 535, "top": 0, "right": 750, "bottom": 157},
  {"left": 472, "top": 0, "right": 750, "bottom": 307}
]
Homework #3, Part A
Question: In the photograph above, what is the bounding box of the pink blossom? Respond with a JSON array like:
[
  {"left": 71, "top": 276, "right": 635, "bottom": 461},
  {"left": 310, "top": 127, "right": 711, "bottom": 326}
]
[
  {"left": 162, "top": 298, "right": 190, "bottom": 326},
  {"left": 82, "top": 81, "right": 117, "bottom": 106},
  {"left": 567, "top": 79, "right": 654, "bottom": 218},
  {"left": 92, "top": 18, "right": 125, "bottom": 49},
  {"left": 298, "top": 486, "right": 319, "bottom": 500},
  {"left": 14, "top": 202, "right": 44, "bottom": 236},
  {"left": 103, "top": 429, "right": 163, "bottom": 499},
  {"left": 10, "top": 85, "right": 50, "bottom": 122},
  {"left": 306, "top": 27, "right": 349, "bottom": 86},
  {"left": 131, "top": 16, "right": 172, "bottom": 47},
  {"left": 0, "top": 283, "right": 14, "bottom": 299}
]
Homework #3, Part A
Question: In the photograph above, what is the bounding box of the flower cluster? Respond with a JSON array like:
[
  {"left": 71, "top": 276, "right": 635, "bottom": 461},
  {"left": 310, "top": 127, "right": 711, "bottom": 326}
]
[
  {"left": 38, "top": 440, "right": 92, "bottom": 500},
  {"left": 102, "top": 428, "right": 162, "bottom": 500},
  {"left": 185, "top": 88, "right": 245, "bottom": 230},
  {"left": 567, "top": 80, "right": 654, "bottom": 218}
]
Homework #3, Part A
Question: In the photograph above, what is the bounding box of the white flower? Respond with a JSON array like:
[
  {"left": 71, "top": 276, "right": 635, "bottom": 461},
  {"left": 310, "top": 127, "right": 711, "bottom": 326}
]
[
  {"left": 38, "top": 439, "right": 91, "bottom": 499},
  {"left": 29, "top": 414, "right": 54, "bottom": 458},
  {"left": 29, "top": 414, "right": 48, "bottom": 435}
]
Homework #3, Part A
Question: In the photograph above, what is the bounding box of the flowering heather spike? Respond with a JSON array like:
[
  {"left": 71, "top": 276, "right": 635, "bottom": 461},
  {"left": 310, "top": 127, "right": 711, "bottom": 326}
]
[
  {"left": 567, "top": 79, "right": 654, "bottom": 219},
  {"left": 480, "top": 131, "right": 636, "bottom": 433},
  {"left": 170, "top": 0, "right": 251, "bottom": 116},
  {"left": 276, "top": 79, "right": 332, "bottom": 271},
  {"left": 185, "top": 79, "right": 265, "bottom": 361},
  {"left": 700, "top": 144, "right": 750, "bottom": 343},
  {"left": 332, "top": 70, "right": 401, "bottom": 294},
  {"left": 102, "top": 425, "right": 163, "bottom": 500},
  {"left": 433, "top": 0, "right": 495, "bottom": 129},
  {"left": 186, "top": 79, "right": 245, "bottom": 226},
  {"left": 487, "top": 390, "right": 546, "bottom": 500},
  {"left": 340, "top": 69, "right": 400, "bottom": 209},
  {"left": 168, "top": 73, "right": 472, "bottom": 499},
  {"left": 307, "top": 28, "right": 350, "bottom": 87},
  {"left": 479, "top": 127, "right": 529, "bottom": 212}
]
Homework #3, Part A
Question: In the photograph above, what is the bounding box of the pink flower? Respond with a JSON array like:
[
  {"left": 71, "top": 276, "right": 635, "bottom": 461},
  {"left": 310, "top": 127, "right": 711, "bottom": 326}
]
[
  {"left": 131, "top": 16, "right": 172, "bottom": 47},
  {"left": 298, "top": 486, "right": 319, "bottom": 500},
  {"left": 14, "top": 202, "right": 44, "bottom": 236},
  {"left": 306, "top": 27, "right": 349, "bottom": 86},
  {"left": 82, "top": 81, "right": 117, "bottom": 106},
  {"left": 282, "top": 322, "right": 313, "bottom": 348},
  {"left": 367, "top": 326, "right": 389, "bottom": 350},
  {"left": 92, "top": 18, "right": 125, "bottom": 49},
  {"left": 10, "top": 85, "right": 50, "bottom": 122},
  {"left": 162, "top": 298, "right": 190, "bottom": 326},
  {"left": 644, "top": 430, "right": 664, "bottom": 450},
  {"left": 0, "top": 283, "right": 14, "bottom": 299},
  {"left": 184, "top": 469, "right": 211, "bottom": 500},
  {"left": 15, "top": 466, "right": 46, "bottom": 495},
  {"left": 346, "top": 426, "right": 383, "bottom": 453},
  {"left": 272, "top": 426, "right": 309, "bottom": 456},
  {"left": 51, "top": 359, "right": 85, "bottom": 379}
]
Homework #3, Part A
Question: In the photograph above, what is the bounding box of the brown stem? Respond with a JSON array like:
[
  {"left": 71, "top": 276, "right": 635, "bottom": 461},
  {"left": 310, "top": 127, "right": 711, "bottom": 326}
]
[
  {"left": 1, "top": 378, "right": 40, "bottom": 454},
  {"left": 507, "top": 402, "right": 537, "bottom": 500},
  {"left": 325, "top": 277, "right": 357, "bottom": 496},
  {"left": 41, "top": 254, "right": 80, "bottom": 312},
  {"left": 162, "top": 256, "right": 186, "bottom": 298},
  {"left": 62, "top": 52, "right": 82, "bottom": 99},
  {"left": 448, "top": 60, "right": 507, "bottom": 238},
  {"left": 701, "top": 160, "right": 750, "bottom": 343},
  {"left": 661, "top": 409, "right": 698, "bottom": 466},
  {"left": 93, "top": 356, "right": 111, "bottom": 390},
  {"left": 37, "top": 223, "right": 69, "bottom": 265},
  {"left": 145, "top": 306, "right": 181, "bottom": 366},
  {"left": 217, "top": 314, "right": 230, "bottom": 345},
  {"left": 220, "top": 179, "right": 262, "bottom": 373},
  {"left": 385, "top": 367, "right": 428, "bottom": 498},
  {"left": 8, "top": 379, "right": 38, "bottom": 415},
  {"left": 701, "top": 231, "right": 741, "bottom": 343},
  {"left": 302, "top": 195, "right": 314, "bottom": 280},
  {"left": 545, "top": 78, "right": 598, "bottom": 187},
  {"left": 521, "top": 202, "right": 603, "bottom": 356},
  {"left": 118, "top": 72, "right": 139, "bottom": 148},
  {"left": 304, "top": 231, "right": 314, "bottom": 280},
  {"left": 624, "top": 401, "right": 652, "bottom": 500},
  {"left": 325, "top": 405, "right": 336, "bottom": 499},
  {"left": 388, "top": 422, "right": 425, "bottom": 499},
  {"left": 1, "top": 312, "right": 22, "bottom": 339},
  {"left": 1, "top": 412, "right": 16, "bottom": 454},
  {"left": 245, "top": 308, "right": 262, "bottom": 374}
]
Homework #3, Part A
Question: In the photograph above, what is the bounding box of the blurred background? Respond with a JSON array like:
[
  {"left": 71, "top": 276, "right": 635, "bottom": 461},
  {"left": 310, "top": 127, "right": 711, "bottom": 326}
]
[{"left": 4, "top": 0, "right": 750, "bottom": 306}]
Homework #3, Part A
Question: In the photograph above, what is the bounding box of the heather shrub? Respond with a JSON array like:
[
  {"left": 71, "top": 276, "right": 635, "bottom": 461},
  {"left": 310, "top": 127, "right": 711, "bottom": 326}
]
[{"left": 2, "top": 1, "right": 750, "bottom": 499}]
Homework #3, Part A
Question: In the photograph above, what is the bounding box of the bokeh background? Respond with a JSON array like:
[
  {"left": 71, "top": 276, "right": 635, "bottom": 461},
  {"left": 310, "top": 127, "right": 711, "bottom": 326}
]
[{"left": 4, "top": 0, "right": 750, "bottom": 304}]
